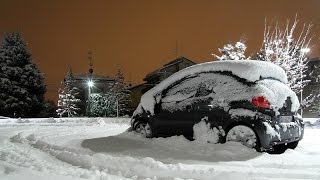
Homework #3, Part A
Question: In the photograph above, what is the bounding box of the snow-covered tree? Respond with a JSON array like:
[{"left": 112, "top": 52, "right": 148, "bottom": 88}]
[
  {"left": 87, "top": 93, "right": 116, "bottom": 117},
  {"left": 0, "top": 32, "right": 46, "bottom": 117},
  {"left": 256, "top": 17, "right": 312, "bottom": 94},
  {"left": 56, "top": 69, "right": 81, "bottom": 117},
  {"left": 110, "top": 69, "right": 131, "bottom": 117},
  {"left": 39, "top": 100, "right": 58, "bottom": 117},
  {"left": 214, "top": 40, "right": 248, "bottom": 60}
]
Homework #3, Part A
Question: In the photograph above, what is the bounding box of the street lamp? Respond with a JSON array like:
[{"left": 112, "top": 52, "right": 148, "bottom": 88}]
[
  {"left": 87, "top": 80, "right": 94, "bottom": 116},
  {"left": 88, "top": 80, "right": 94, "bottom": 87},
  {"left": 301, "top": 48, "right": 310, "bottom": 53}
]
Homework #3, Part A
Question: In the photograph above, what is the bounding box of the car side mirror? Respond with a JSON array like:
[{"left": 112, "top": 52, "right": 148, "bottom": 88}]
[{"left": 154, "top": 103, "right": 161, "bottom": 114}]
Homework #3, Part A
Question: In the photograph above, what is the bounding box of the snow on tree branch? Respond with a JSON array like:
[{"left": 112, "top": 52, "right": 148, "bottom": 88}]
[
  {"left": 214, "top": 40, "right": 249, "bottom": 61},
  {"left": 256, "top": 16, "right": 313, "bottom": 95},
  {"left": 56, "top": 69, "right": 81, "bottom": 117}
]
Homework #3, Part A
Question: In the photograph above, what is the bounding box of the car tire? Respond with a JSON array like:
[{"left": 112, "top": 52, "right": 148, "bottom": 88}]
[
  {"left": 134, "top": 121, "right": 153, "bottom": 138},
  {"left": 226, "top": 125, "right": 260, "bottom": 151},
  {"left": 272, "top": 144, "right": 287, "bottom": 154},
  {"left": 287, "top": 140, "right": 299, "bottom": 150},
  {"left": 145, "top": 122, "right": 153, "bottom": 138},
  {"left": 271, "top": 141, "right": 299, "bottom": 154}
]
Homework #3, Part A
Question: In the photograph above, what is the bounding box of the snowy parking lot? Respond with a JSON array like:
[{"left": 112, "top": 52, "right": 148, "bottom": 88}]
[{"left": 0, "top": 118, "right": 320, "bottom": 180}]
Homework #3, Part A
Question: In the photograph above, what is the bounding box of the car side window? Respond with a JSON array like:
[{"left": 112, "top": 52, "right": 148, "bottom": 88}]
[
  {"left": 161, "top": 75, "right": 201, "bottom": 112},
  {"left": 195, "top": 82, "right": 213, "bottom": 97},
  {"left": 161, "top": 72, "right": 250, "bottom": 113},
  {"left": 162, "top": 76, "right": 200, "bottom": 103}
]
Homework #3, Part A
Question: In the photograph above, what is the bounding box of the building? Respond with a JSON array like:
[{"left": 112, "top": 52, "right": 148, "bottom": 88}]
[
  {"left": 63, "top": 67, "right": 116, "bottom": 116},
  {"left": 128, "top": 56, "right": 196, "bottom": 114},
  {"left": 302, "top": 58, "right": 320, "bottom": 118},
  {"left": 143, "top": 56, "right": 196, "bottom": 87}
]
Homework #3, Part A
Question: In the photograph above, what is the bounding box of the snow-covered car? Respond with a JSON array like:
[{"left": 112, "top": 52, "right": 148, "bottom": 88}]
[{"left": 131, "top": 60, "right": 304, "bottom": 152}]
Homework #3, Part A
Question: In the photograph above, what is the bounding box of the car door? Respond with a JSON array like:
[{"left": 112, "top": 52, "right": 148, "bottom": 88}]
[
  {"left": 191, "top": 73, "right": 228, "bottom": 129},
  {"left": 157, "top": 76, "right": 200, "bottom": 137},
  {"left": 193, "top": 101, "right": 225, "bottom": 129},
  {"left": 156, "top": 100, "right": 195, "bottom": 137}
]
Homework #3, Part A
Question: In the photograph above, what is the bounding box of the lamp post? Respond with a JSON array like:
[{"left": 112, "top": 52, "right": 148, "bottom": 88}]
[
  {"left": 87, "top": 80, "right": 94, "bottom": 116},
  {"left": 300, "top": 48, "right": 310, "bottom": 117}
]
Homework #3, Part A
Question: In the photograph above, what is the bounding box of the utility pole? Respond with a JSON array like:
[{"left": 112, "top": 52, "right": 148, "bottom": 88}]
[
  {"left": 116, "top": 99, "right": 119, "bottom": 118},
  {"left": 87, "top": 51, "right": 94, "bottom": 117}
]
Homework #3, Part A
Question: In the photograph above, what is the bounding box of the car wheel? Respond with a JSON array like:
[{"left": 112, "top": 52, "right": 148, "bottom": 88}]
[
  {"left": 134, "top": 121, "right": 153, "bottom": 138},
  {"left": 226, "top": 125, "right": 260, "bottom": 151},
  {"left": 134, "top": 122, "right": 146, "bottom": 134},
  {"left": 145, "top": 123, "right": 153, "bottom": 138},
  {"left": 287, "top": 140, "right": 299, "bottom": 150},
  {"left": 272, "top": 144, "right": 287, "bottom": 154}
]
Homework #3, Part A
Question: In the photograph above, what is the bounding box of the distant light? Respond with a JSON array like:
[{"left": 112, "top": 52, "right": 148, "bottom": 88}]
[
  {"left": 301, "top": 48, "right": 310, "bottom": 53},
  {"left": 87, "top": 80, "right": 94, "bottom": 87}
]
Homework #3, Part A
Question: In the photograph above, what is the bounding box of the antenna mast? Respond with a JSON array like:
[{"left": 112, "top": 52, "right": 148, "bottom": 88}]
[
  {"left": 176, "top": 40, "right": 179, "bottom": 58},
  {"left": 88, "top": 51, "right": 93, "bottom": 74}
]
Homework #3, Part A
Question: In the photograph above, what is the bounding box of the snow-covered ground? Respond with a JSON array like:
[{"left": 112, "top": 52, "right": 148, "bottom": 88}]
[{"left": 0, "top": 117, "right": 319, "bottom": 180}]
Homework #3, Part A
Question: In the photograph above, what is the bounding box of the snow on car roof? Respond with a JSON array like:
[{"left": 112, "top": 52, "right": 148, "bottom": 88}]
[{"left": 136, "top": 60, "right": 288, "bottom": 115}]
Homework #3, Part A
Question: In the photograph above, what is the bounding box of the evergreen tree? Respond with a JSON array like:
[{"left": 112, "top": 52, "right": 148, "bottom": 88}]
[
  {"left": 111, "top": 69, "right": 131, "bottom": 117},
  {"left": 0, "top": 32, "right": 46, "bottom": 117},
  {"left": 39, "top": 100, "right": 58, "bottom": 117},
  {"left": 214, "top": 40, "right": 248, "bottom": 60},
  {"left": 56, "top": 69, "right": 81, "bottom": 117}
]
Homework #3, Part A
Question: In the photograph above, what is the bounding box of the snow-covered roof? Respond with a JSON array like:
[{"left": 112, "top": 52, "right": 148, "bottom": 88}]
[
  {"left": 144, "top": 56, "right": 196, "bottom": 81},
  {"left": 137, "top": 60, "right": 288, "bottom": 115},
  {"left": 72, "top": 73, "right": 115, "bottom": 81}
]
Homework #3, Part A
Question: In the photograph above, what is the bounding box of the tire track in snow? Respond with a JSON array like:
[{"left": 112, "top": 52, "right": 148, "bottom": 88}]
[
  {"left": 8, "top": 132, "right": 320, "bottom": 180},
  {"left": 0, "top": 140, "right": 93, "bottom": 178}
]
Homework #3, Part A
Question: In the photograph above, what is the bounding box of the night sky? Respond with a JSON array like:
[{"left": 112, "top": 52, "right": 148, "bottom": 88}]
[{"left": 1, "top": 0, "right": 320, "bottom": 102}]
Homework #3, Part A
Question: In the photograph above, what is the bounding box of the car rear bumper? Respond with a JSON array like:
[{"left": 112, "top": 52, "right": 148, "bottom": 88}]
[{"left": 258, "top": 115, "right": 304, "bottom": 149}]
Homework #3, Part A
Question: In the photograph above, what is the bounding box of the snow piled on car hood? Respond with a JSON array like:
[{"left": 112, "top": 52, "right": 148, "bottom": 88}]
[{"left": 135, "top": 60, "right": 289, "bottom": 115}]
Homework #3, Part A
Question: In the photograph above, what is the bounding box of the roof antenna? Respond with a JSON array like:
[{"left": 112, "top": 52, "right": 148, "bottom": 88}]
[
  {"left": 88, "top": 51, "right": 93, "bottom": 74},
  {"left": 67, "top": 64, "right": 73, "bottom": 76},
  {"left": 175, "top": 40, "right": 179, "bottom": 58}
]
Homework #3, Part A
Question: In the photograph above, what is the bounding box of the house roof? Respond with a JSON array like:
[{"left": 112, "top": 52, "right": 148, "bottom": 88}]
[
  {"left": 162, "top": 56, "right": 196, "bottom": 67},
  {"left": 128, "top": 83, "right": 147, "bottom": 90},
  {"left": 72, "top": 73, "right": 115, "bottom": 81},
  {"left": 144, "top": 56, "right": 196, "bottom": 81}
]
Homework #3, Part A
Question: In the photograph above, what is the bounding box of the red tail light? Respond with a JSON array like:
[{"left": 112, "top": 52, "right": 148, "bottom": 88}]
[{"left": 252, "top": 96, "right": 270, "bottom": 109}]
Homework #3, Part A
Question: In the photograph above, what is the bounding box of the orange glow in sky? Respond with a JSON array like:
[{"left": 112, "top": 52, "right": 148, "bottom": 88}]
[{"left": 0, "top": 0, "right": 319, "bottom": 102}]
